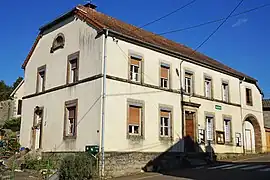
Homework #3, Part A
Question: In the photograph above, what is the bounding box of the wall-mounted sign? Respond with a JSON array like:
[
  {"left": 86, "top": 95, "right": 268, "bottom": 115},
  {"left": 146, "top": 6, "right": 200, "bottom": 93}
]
[
  {"left": 215, "top": 105, "right": 222, "bottom": 110},
  {"left": 216, "top": 131, "right": 225, "bottom": 144}
]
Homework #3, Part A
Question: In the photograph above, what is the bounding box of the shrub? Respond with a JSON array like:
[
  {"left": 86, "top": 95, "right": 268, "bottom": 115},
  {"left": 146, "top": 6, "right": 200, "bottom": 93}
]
[
  {"left": 59, "top": 153, "right": 97, "bottom": 180},
  {"left": 3, "top": 117, "right": 21, "bottom": 132},
  {"left": 24, "top": 155, "right": 55, "bottom": 171}
]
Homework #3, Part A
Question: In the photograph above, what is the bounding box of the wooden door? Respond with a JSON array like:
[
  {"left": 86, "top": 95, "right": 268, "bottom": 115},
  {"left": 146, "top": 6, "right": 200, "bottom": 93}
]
[
  {"left": 266, "top": 131, "right": 270, "bottom": 152},
  {"left": 245, "top": 129, "right": 252, "bottom": 153},
  {"left": 185, "top": 111, "right": 196, "bottom": 152}
]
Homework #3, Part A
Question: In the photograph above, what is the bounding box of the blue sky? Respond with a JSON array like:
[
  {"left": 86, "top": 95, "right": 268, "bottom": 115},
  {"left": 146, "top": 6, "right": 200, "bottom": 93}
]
[{"left": 1, "top": 0, "right": 269, "bottom": 96}]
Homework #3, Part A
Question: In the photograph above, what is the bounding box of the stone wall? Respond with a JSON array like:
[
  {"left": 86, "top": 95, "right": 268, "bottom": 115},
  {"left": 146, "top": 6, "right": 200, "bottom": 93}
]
[{"left": 0, "top": 100, "right": 15, "bottom": 126}]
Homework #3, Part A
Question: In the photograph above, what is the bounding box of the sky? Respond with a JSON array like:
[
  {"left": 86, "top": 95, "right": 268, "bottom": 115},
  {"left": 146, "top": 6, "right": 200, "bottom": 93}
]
[{"left": 0, "top": 0, "right": 269, "bottom": 96}]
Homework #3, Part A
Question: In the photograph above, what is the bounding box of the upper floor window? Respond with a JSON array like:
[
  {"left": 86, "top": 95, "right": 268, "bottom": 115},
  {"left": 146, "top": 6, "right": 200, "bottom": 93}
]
[
  {"left": 36, "top": 65, "right": 46, "bottom": 93},
  {"left": 50, "top": 33, "right": 65, "bottom": 53},
  {"left": 246, "top": 88, "right": 253, "bottom": 106},
  {"left": 222, "top": 82, "right": 229, "bottom": 102},
  {"left": 129, "top": 55, "right": 142, "bottom": 83},
  {"left": 204, "top": 77, "right": 212, "bottom": 98},
  {"left": 67, "top": 51, "right": 80, "bottom": 84},
  {"left": 184, "top": 72, "right": 193, "bottom": 94},
  {"left": 64, "top": 99, "right": 78, "bottom": 138},
  {"left": 160, "top": 64, "right": 170, "bottom": 89}
]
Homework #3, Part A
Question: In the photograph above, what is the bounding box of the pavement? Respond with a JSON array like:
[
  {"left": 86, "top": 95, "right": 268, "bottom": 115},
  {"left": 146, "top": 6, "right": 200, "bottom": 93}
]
[{"left": 113, "top": 154, "right": 270, "bottom": 180}]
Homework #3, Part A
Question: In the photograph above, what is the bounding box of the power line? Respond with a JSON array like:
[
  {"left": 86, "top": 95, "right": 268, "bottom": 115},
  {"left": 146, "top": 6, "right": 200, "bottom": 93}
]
[
  {"left": 191, "top": 0, "right": 244, "bottom": 55},
  {"left": 132, "top": 0, "right": 197, "bottom": 32},
  {"left": 156, "top": 3, "right": 270, "bottom": 36}
]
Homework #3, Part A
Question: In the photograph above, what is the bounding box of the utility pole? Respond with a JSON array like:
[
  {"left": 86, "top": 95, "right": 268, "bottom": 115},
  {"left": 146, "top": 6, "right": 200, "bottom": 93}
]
[{"left": 100, "top": 29, "right": 108, "bottom": 178}]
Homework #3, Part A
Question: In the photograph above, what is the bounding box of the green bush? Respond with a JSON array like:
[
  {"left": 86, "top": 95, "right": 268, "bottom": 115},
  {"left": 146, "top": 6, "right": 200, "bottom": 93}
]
[
  {"left": 24, "top": 155, "right": 55, "bottom": 171},
  {"left": 3, "top": 117, "right": 21, "bottom": 132},
  {"left": 59, "top": 153, "right": 97, "bottom": 180}
]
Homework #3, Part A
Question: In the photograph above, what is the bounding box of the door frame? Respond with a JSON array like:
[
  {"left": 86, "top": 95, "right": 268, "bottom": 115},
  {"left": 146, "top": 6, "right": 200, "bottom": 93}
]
[{"left": 31, "top": 107, "right": 44, "bottom": 150}]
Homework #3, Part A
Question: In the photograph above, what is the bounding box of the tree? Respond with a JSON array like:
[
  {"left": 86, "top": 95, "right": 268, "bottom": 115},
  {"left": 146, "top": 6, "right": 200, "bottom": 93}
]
[{"left": 12, "top": 77, "right": 23, "bottom": 90}]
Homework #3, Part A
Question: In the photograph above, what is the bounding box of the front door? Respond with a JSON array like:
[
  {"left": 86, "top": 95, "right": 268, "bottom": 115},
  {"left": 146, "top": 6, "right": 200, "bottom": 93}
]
[
  {"left": 245, "top": 129, "right": 252, "bottom": 153},
  {"left": 31, "top": 109, "right": 43, "bottom": 150},
  {"left": 185, "top": 111, "right": 196, "bottom": 152}
]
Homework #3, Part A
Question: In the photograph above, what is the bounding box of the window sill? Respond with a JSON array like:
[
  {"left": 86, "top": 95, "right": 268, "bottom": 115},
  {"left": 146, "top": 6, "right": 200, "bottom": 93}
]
[
  {"left": 127, "top": 134, "right": 144, "bottom": 140},
  {"left": 63, "top": 135, "right": 77, "bottom": 140},
  {"left": 224, "top": 142, "right": 234, "bottom": 146},
  {"left": 159, "top": 136, "right": 173, "bottom": 141}
]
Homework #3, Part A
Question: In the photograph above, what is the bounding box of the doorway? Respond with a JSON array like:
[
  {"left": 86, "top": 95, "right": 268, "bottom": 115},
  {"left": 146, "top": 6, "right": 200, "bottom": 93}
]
[
  {"left": 31, "top": 107, "right": 43, "bottom": 150},
  {"left": 184, "top": 111, "right": 196, "bottom": 152}
]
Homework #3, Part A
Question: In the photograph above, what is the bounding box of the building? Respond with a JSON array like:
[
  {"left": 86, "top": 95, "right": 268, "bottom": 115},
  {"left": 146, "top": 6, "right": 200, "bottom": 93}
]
[
  {"left": 0, "top": 80, "right": 24, "bottom": 126},
  {"left": 263, "top": 99, "right": 270, "bottom": 152},
  {"left": 20, "top": 3, "right": 265, "bottom": 177}
]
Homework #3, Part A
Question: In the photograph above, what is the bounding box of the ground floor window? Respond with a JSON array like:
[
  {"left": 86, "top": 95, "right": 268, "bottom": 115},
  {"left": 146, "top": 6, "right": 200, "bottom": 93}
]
[
  {"left": 64, "top": 99, "right": 78, "bottom": 138},
  {"left": 206, "top": 116, "right": 214, "bottom": 141}
]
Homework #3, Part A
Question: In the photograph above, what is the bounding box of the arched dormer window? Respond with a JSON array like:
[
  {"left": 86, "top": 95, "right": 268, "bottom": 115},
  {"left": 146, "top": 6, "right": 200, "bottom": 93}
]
[{"left": 50, "top": 33, "right": 65, "bottom": 53}]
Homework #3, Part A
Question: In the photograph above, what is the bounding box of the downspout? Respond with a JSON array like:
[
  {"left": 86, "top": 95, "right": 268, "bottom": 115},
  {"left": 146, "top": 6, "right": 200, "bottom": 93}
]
[
  {"left": 179, "top": 60, "right": 185, "bottom": 152},
  {"left": 239, "top": 77, "right": 245, "bottom": 154},
  {"left": 101, "top": 29, "right": 108, "bottom": 177}
]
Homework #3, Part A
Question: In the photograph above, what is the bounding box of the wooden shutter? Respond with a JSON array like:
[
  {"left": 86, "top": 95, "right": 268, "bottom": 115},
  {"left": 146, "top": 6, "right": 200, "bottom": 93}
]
[
  {"left": 130, "top": 57, "right": 140, "bottom": 66},
  {"left": 129, "top": 106, "right": 140, "bottom": 125},
  {"left": 68, "top": 107, "right": 76, "bottom": 119},
  {"left": 160, "top": 110, "right": 170, "bottom": 118},
  {"left": 161, "top": 66, "right": 169, "bottom": 79}
]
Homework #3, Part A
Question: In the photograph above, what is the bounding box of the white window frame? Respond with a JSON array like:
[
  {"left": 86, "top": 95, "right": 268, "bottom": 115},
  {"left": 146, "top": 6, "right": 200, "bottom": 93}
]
[
  {"left": 185, "top": 73, "right": 193, "bottom": 94},
  {"left": 161, "top": 78, "right": 168, "bottom": 88},
  {"left": 130, "top": 64, "right": 140, "bottom": 82},
  {"left": 69, "top": 60, "right": 78, "bottom": 83},
  {"left": 206, "top": 116, "right": 214, "bottom": 141},
  {"left": 224, "top": 119, "right": 231, "bottom": 143},
  {"left": 160, "top": 113, "right": 171, "bottom": 137},
  {"left": 128, "top": 105, "right": 142, "bottom": 136},
  {"left": 204, "top": 78, "right": 212, "bottom": 98},
  {"left": 222, "top": 82, "right": 229, "bottom": 102}
]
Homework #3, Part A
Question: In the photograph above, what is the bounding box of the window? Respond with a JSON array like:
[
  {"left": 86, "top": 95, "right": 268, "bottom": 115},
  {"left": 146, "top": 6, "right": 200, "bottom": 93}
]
[
  {"left": 67, "top": 52, "right": 80, "bottom": 84},
  {"left": 17, "top": 100, "right": 22, "bottom": 115},
  {"left": 64, "top": 99, "right": 78, "bottom": 138},
  {"left": 160, "top": 64, "right": 170, "bottom": 88},
  {"left": 224, "top": 119, "right": 231, "bottom": 143},
  {"left": 160, "top": 110, "right": 171, "bottom": 137},
  {"left": 51, "top": 33, "right": 65, "bottom": 53},
  {"left": 185, "top": 72, "right": 193, "bottom": 94},
  {"left": 129, "top": 55, "right": 142, "bottom": 82},
  {"left": 36, "top": 65, "right": 46, "bottom": 93},
  {"left": 128, "top": 105, "right": 142, "bottom": 135},
  {"left": 222, "top": 82, "right": 229, "bottom": 102},
  {"left": 204, "top": 77, "right": 212, "bottom": 98},
  {"left": 206, "top": 116, "right": 214, "bottom": 141},
  {"left": 246, "top": 88, "right": 253, "bottom": 106}
]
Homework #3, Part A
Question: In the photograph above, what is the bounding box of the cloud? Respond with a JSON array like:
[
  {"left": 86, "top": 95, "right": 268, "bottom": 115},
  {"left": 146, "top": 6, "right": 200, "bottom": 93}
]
[{"left": 232, "top": 18, "right": 248, "bottom": 27}]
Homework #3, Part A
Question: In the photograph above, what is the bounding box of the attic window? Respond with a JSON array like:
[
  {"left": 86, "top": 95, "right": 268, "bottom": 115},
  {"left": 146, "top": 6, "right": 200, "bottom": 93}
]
[{"left": 50, "top": 33, "right": 65, "bottom": 53}]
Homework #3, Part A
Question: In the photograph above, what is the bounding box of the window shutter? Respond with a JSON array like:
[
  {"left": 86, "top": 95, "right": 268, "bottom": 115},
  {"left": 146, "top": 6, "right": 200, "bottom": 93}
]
[
  {"left": 130, "top": 58, "right": 140, "bottom": 66},
  {"left": 129, "top": 106, "right": 140, "bottom": 125},
  {"left": 68, "top": 107, "right": 76, "bottom": 119},
  {"left": 160, "top": 110, "right": 170, "bottom": 118},
  {"left": 161, "top": 66, "right": 169, "bottom": 79},
  {"left": 206, "top": 118, "right": 213, "bottom": 140}
]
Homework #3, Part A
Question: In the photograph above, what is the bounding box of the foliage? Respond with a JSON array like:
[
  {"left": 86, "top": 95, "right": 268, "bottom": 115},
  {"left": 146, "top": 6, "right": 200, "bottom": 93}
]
[
  {"left": 3, "top": 117, "right": 21, "bottom": 132},
  {"left": 0, "top": 77, "right": 23, "bottom": 101},
  {"left": 59, "top": 153, "right": 97, "bottom": 180},
  {"left": 24, "top": 155, "right": 56, "bottom": 171}
]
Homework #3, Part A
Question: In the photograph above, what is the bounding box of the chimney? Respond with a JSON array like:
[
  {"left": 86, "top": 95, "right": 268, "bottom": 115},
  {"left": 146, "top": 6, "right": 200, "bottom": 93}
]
[{"left": 83, "top": 3, "right": 97, "bottom": 9}]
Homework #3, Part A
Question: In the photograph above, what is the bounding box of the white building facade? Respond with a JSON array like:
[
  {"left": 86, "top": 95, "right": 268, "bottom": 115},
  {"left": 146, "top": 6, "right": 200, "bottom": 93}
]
[{"left": 20, "top": 4, "right": 265, "bottom": 156}]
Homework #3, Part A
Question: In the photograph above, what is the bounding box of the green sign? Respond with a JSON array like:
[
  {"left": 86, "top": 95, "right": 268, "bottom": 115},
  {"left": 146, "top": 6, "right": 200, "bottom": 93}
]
[
  {"left": 85, "top": 145, "right": 99, "bottom": 156},
  {"left": 215, "top": 105, "right": 222, "bottom": 110}
]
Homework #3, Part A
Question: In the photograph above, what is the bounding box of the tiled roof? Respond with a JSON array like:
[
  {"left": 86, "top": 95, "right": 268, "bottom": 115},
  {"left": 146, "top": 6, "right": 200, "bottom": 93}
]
[
  {"left": 22, "top": 4, "right": 257, "bottom": 83},
  {"left": 263, "top": 99, "right": 270, "bottom": 108}
]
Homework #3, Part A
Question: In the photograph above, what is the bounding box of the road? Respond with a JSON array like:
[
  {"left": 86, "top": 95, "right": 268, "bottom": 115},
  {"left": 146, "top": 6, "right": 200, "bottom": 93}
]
[{"left": 114, "top": 154, "right": 270, "bottom": 180}]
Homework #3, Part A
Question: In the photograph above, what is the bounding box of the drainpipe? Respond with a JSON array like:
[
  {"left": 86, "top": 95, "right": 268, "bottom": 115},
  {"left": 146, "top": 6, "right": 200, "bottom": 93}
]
[
  {"left": 178, "top": 60, "right": 185, "bottom": 152},
  {"left": 101, "top": 29, "right": 108, "bottom": 177},
  {"left": 239, "top": 77, "right": 245, "bottom": 154}
]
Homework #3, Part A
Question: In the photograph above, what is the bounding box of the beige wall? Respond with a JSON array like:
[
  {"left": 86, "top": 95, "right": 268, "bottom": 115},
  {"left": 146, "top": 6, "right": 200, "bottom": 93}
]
[
  {"left": 21, "top": 17, "right": 104, "bottom": 151},
  {"left": 104, "top": 36, "right": 264, "bottom": 153}
]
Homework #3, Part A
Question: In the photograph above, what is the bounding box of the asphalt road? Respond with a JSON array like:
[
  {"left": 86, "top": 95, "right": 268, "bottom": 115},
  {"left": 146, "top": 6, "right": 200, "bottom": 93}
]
[{"left": 114, "top": 154, "right": 270, "bottom": 180}]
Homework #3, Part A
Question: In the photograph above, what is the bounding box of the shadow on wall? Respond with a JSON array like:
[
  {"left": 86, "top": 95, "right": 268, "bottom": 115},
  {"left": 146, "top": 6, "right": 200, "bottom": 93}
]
[{"left": 142, "top": 135, "right": 216, "bottom": 173}]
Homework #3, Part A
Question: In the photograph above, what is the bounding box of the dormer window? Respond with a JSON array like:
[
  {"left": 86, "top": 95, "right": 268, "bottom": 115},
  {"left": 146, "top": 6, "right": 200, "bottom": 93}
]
[{"left": 50, "top": 33, "right": 65, "bottom": 53}]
